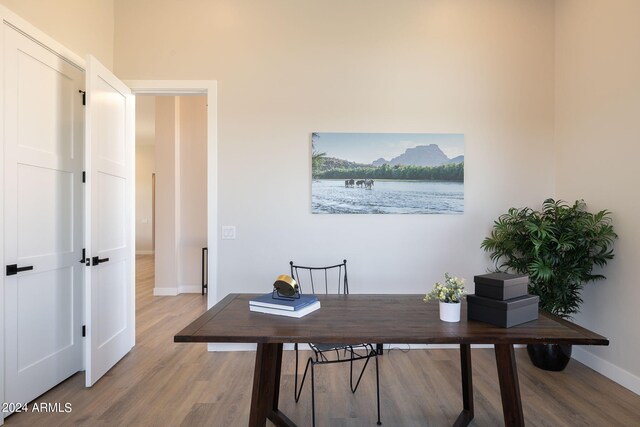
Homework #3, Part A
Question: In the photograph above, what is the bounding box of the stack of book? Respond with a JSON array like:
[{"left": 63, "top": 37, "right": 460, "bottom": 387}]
[{"left": 249, "top": 293, "right": 320, "bottom": 318}]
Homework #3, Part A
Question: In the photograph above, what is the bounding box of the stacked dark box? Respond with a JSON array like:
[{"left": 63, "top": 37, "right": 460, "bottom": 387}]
[{"left": 467, "top": 273, "right": 539, "bottom": 328}]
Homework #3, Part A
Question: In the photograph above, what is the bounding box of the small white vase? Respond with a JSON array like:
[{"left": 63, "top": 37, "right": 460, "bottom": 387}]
[{"left": 439, "top": 301, "right": 461, "bottom": 322}]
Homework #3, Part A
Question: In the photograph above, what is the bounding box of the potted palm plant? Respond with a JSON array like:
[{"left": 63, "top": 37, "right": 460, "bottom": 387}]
[{"left": 481, "top": 198, "right": 617, "bottom": 370}]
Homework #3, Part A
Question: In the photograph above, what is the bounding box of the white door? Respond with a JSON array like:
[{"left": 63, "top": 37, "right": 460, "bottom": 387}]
[
  {"left": 84, "top": 55, "right": 135, "bottom": 386},
  {"left": 3, "top": 24, "right": 84, "bottom": 404}
]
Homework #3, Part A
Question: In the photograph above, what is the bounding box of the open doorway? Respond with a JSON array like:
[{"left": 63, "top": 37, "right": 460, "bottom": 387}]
[
  {"left": 134, "top": 94, "right": 208, "bottom": 297},
  {"left": 127, "top": 80, "right": 217, "bottom": 309},
  {"left": 136, "top": 95, "right": 207, "bottom": 295}
]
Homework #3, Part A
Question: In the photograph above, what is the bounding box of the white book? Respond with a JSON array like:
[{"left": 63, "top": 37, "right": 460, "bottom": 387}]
[
  {"left": 249, "top": 293, "right": 319, "bottom": 311},
  {"left": 249, "top": 301, "right": 321, "bottom": 318}
]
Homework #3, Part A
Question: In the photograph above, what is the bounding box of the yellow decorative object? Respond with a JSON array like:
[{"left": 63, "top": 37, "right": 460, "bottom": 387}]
[{"left": 273, "top": 275, "right": 299, "bottom": 297}]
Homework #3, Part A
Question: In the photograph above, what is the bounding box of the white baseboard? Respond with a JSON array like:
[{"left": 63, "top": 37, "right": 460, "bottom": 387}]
[
  {"left": 572, "top": 346, "right": 640, "bottom": 396},
  {"left": 135, "top": 250, "right": 154, "bottom": 255},
  {"left": 178, "top": 285, "right": 202, "bottom": 294},
  {"left": 208, "top": 343, "right": 257, "bottom": 352},
  {"left": 206, "top": 343, "right": 499, "bottom": 352},
  {"left": 153, "top": 287, "right": 178, "bottom": 296},
  {"left": 152, "top": 286, "right": 202, "bottom": 296},
  {"left": 391, "top": 344, "right": 498, "bottom": 350}
]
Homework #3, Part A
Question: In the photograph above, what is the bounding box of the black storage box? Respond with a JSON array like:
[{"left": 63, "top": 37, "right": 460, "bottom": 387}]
[
  {"left": 467, "top": 294, "right": 539, "bottom": 328},
  {"left": 474, "top": 273, "right": 529, "bottom": 301}
]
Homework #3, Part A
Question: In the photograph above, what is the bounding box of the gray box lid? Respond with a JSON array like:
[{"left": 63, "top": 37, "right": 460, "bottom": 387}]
[
  {"left": 474, "top": 272, "right": 529, "bottom": 287},
  {"left": 467, "top": 294, "right": 539, "bottom": 310}
]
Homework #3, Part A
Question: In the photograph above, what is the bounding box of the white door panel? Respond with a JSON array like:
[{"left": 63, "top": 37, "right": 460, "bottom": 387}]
[
  {"left": 93, "top": 77, "right": 127, "bottom": 168},
  {"left": 96, "top": 260, "right": 127, "bottom": 346},
  {"left": 84, "top": 55, "right": 134, "bottom": 387},
  {"left": 17, "top": 50, "right": 75, "bottom": 157},
  {"left": 3, "top": 24, "right": 83, "bottom": 405},
  {"left": 16, "top": 267, "right": 74, "bottom": 368},
  {"left": 17, "top": 165, "right": 74, "bottom": 257},
  {"left": 97, "top": 172, "right": 127, "bottom": 251}
]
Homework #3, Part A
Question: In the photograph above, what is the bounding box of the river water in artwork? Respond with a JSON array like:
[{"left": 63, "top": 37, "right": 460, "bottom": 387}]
[{"left": 312, "top": 179, "right": 464, "bottom": 214}]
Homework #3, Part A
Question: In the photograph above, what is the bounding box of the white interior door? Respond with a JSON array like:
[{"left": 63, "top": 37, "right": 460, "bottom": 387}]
[
  {"left": 84, "top": 55, "right": 135, "bottom": 387},
  {"left": 3, "top": 24, "right": 84, "bottom": 404}
]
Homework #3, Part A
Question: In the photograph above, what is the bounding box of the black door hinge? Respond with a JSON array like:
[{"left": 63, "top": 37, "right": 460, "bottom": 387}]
[
  {"left": 79, "top": 248, "right": 90, "bottom": 265},
  {"left": 82, "top": 325, "right": 86, "bottom": 337},
  {"left": 79, "top": 90, "right": 86, "bottom": 106},
  {"left": 82, "top": 171, "right": 86, "bottom": 183}
]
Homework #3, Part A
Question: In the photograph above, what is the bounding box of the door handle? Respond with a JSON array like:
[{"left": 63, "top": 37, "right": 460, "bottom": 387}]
[
  {"left": 92, "top": 256, "right": 110, "bottom": 266},
  {"left": 6, "top": 264, "right": 34, "bottom": 276}
]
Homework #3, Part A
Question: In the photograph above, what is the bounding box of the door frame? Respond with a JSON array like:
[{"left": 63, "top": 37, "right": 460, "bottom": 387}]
[
  {"left": 1, "top": 11, "right": 5, "bottom": 425},
  {"left": 125, "top": 80, "right": 218, "bottom": 310}
]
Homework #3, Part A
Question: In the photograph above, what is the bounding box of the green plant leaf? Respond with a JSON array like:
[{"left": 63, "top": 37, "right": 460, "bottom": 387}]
[{"left": 481, "top": 198, "right": 617, "bottom": 318}]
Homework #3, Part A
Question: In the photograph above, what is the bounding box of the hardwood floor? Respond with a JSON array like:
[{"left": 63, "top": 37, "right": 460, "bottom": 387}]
[{"left": 4, "top": 255, "right": 640, "bottom": 426}]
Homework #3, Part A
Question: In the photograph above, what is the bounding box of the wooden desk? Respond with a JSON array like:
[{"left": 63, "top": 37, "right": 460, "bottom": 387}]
[{"left": 175, "top": 294, "right": 608, "bottom": 427}]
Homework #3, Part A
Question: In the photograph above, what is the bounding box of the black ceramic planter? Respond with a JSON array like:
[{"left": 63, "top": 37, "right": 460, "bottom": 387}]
[{"left": 527, "top": 343, "right": 572, "bottom": 371}]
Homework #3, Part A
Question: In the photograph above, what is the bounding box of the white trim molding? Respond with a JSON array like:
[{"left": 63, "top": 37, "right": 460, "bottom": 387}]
[
  {"left": 572, "top": 346, "right": 640, "bottom": 396},
  {"left": 0, "top": 9, "right": 5, "bottom": 424},
  {"left": 0, "top": 5, "right": 85, "bottom": 70},
  {"left": 153, "top": 288, "right": 179, "bottom": 297},
  {"left": 125, "top": 80, "right": 217, "bottom": 308},
  {"left": 206, "top": 343, "right": 501, "bottom": 352},
  {"left": 177, "top": 285, "right": 202, "bottom": 294},
  {"left": 208, "top": 343, "right": 257, "bottom": 352}
]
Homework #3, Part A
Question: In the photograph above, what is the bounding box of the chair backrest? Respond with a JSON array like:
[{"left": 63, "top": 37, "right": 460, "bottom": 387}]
[{"left": 289, "top": 260, "right": 348, "bottom": 295}]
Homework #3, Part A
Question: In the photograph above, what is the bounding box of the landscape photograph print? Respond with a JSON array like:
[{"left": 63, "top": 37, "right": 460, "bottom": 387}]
[{"left": 311, "top": 132, "right": 464, "bottom": 214}]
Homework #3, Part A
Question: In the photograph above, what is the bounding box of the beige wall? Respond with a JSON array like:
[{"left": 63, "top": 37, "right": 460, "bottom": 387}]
[
  {"left": 135, "top": 145, "right": 155, "bottom": 253},
  {"left": 154, "top": 97, "right": 179, "bottom": 293},
  {"left": 555, "top": 0, "right": 640, "bottom": 388},
  {"left": 135, "top": 96, "right": 156, "bottom": 253},
  {"left": 0, "top": 0, "right": 114, "bottom": 69},
  {"left": 114, "top": 0, "right": 556, "bottom": 298},
  {"left": 152, "top": 96, "right": 207, "bottom": 293},
  {"left": 177, "top": 96, "right": 208, "bottom": 290}
]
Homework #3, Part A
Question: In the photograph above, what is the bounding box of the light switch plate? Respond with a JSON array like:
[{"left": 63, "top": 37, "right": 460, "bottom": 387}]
[{"left": 222, "top": 226, "right": 236, "bottom": 240}]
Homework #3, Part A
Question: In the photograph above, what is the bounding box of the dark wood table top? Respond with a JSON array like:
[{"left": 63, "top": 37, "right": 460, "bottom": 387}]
[{"left": 175, "top": 293, "right": 608, "bottom": 346}]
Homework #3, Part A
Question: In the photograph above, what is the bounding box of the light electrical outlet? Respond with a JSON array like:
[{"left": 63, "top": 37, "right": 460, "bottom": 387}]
[{"left": 222, "top": 226, "right": 236, "bottom": 240}]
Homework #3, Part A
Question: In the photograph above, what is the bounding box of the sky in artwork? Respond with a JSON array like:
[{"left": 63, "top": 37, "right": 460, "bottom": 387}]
[{"left": 312, "top": 133, "right": 464, "bottom": 164}]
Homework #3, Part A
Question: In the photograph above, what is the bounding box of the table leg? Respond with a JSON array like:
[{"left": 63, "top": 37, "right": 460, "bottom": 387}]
[
  {"left": 249, "top": 343, "right": 297, "bottom": 427},
  {"left": 454, "top": 343, "right": 474, "bottom": 427},
  {"left": 494, "top": 344, "right": 525, "bottom": 427}
]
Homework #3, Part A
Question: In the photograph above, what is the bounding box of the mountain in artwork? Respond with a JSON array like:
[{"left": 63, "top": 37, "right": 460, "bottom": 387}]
[{"left": 371, "top": 144, "right": 463, "bottom": 167}]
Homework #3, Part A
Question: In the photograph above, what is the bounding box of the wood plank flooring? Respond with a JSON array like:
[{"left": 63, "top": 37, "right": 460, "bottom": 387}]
[{"left": 4, "top": 255, "right": 639, "bottom": 426}]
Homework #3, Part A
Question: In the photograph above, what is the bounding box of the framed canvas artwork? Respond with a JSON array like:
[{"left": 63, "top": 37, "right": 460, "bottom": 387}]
[{"left": 311, "top": 132, "right": 464, "bottom": 214}]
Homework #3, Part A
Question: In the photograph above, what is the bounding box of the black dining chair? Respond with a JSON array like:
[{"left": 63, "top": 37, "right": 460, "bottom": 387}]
[{"left": 290, "top": 260, "right": 381, "bottom": 426}]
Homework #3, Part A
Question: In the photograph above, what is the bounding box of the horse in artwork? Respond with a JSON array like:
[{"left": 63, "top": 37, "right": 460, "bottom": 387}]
[{"left": 364, "top": 179, "right": 374, "bottom": 189}]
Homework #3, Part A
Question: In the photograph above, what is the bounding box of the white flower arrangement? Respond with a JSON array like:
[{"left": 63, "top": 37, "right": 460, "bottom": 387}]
[{"left": 424, "top": 273, "right": 466, "bottom": 304}]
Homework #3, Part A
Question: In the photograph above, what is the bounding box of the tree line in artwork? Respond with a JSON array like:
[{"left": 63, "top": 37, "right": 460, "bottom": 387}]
[{"left": 315, "top": 162, "right": 464, "bottom": 182}]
